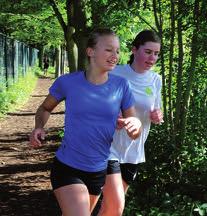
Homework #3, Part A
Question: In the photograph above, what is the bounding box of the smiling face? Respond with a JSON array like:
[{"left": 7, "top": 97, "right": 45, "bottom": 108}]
[
  {"left": 131, "top": 41, "right": 160, "bottom": 73},
  {"left": 87, "top": 35, "right": 120, "bottom": 72}
]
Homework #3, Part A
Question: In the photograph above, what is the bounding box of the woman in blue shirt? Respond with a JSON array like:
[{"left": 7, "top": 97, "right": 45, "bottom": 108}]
[{"left": 29, "top": 28, "right": 141, "bottom": 216}]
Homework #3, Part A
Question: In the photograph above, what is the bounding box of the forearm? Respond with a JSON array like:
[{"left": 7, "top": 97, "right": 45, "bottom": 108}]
[
  {"left": 122, "top": 106, "right": 136, "bottom": 118},
  {"left": 35, "top": 105, "right": 51, "bottom": 129},
  {"left": 34, "top": 94, "right": 59, "bottom": 129},
  {"left": 30, "top": 94, "right": 59, "bottom": 148}
]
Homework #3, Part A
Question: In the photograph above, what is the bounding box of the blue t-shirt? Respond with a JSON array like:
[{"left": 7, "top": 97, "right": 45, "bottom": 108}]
[{"left": 49, "top": 71, "right": 134, "bottom": 172}]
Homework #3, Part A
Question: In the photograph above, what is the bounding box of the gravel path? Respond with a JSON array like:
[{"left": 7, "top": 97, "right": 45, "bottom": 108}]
[{"left": 0, "top": 77, "right": 64, "bottom": 216}]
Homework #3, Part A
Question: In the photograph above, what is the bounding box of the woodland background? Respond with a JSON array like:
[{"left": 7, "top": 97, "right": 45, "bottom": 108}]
[{"left": 0, "top": 0, "right": 206, "bottom": 215}]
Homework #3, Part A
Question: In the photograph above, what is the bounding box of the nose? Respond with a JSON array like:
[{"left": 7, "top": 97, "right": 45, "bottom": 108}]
[
  {"left": 112, "top": 51, "right": 119, "bottom": 61},
  {"left": 149, "top": 53, "right": 158, "bottom": 61},
  {"left": 112, "top": 51, "right": 119, "bottom": 57}
]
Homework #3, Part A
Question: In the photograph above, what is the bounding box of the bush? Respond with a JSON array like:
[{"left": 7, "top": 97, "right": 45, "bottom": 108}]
[{"left": 0, "top": 67, "right": 39, "bottom": 117}]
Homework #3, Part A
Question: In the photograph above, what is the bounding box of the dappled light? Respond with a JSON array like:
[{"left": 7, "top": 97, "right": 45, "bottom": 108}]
[{"left": 0, "top": 78, "right": 64, "bottom": 216}]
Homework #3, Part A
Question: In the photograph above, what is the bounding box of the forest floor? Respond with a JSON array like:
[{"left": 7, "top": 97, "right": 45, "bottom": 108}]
[{"left": 0, "top": 76, "right": 64, "bottom": 216}]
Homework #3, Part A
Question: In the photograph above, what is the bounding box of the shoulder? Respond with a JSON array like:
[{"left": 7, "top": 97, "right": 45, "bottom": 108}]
[
  {"left": 55, "top": 71, "right": 84, "bottom": 82},
  {"left": 149, "top": 70, "right": 162, "bottom": 87},
  {"left": 110, "top": 73, "right": 128, "bottom": 83},
  {"left": 109, "top": 73, "right": 130, "bottom": 89},
  {"left": 111, "top": 64, "right": 129, "bottom": 76},
  {"left": 149, "top": 70, "right": 161, "bottom": 81}
]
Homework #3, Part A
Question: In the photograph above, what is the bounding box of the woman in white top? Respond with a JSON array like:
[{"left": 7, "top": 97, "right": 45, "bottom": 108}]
[{"left": 98, "top": 30, "right": 163, "bottom": 216}]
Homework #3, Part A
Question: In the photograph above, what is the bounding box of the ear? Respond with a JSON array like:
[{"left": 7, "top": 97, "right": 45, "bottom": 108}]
[
  {"left": 132, "top": 46, "right": 137, "bottom": 55},
  {"left": 86, "top": 47, "right": 94, "bottom": 58}
]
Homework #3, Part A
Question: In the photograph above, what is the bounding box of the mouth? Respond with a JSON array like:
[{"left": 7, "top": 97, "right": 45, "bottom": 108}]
[
  {"left": 145, "top": 62, "right": 153, "bottom": 67},
  {"left": 107, "top": 59, "right": 117, "bottom": 66}
]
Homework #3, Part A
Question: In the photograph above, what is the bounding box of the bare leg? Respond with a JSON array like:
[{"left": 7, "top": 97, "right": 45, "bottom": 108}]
[
  {"left": 122, "top": 179, "right": 129, "bottom": 193},
  {"left": 54, "top": 184, "right": 90, "bottom": 216},
  {"left": 90, "top": 194, "right": 101, "bottom": 213},
  {"left": 98, "top": 173, "right": 125, "bottom": 216}
]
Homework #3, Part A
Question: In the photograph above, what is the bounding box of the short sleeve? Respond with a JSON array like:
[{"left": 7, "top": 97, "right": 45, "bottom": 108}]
[
  {"left": 49, "top": 76, "right": 66, "bottom": 101},
  {"left": 154, "top": 75, "right": 162, "bottom": 109}
]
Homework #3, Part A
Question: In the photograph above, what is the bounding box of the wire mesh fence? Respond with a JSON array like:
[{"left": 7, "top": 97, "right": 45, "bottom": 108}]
[{"left": 0, "top": 33, "right": 38, "bottom": 89}]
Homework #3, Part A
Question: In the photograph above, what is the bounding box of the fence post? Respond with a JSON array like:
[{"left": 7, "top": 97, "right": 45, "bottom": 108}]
[
  {"left": 4, "top": 36, "right": 8, "bottom": 88},
  {"left": 0, "top": 32, "right": 39, "bottom": 89}
]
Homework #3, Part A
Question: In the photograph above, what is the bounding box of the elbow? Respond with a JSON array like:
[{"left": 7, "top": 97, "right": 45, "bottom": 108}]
[{"left": 37, "top": 104, "right": 52, "bottom": 114}]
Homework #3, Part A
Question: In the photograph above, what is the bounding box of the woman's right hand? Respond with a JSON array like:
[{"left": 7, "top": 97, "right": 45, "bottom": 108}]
[
  {"left": 149, "top": 109, "right": 163, "bottom": 124},
  {"left": 29, "top": 128, "right": 46, "bottom": 148}
]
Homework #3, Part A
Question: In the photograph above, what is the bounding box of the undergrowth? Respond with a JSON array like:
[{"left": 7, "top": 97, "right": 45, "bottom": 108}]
[{"left": 0, "top": 66, "right": 40, "bottom": 118}]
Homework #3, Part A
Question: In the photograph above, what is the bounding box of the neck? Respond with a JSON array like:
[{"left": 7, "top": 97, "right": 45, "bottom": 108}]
[
  {"left": 130, "top": 62, "right": 146, "bottom": 74},
  {"left": 85, "top": 67, "right": 108, "bottom": 84}
]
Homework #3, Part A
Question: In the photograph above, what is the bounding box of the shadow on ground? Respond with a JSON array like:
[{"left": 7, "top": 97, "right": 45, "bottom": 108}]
[
  {"left": 0, "top": 126, "right": 63, "bottom": 216},
  {"left": 0, "top": 187, "right": 61, "bottom": 216}
]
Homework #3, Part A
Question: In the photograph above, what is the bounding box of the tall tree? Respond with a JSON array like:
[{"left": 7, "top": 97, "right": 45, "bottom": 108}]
[{"left": 0, "top": 0, "right": 64, "bottom": 70}]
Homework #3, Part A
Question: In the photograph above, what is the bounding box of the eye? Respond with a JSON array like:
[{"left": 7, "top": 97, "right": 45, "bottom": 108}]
[
  {"left": 155, "top": 52, "right": 159, "bottom": 56},
  {"left": 145, "top": 50, "right": 152, "bottom": 54}
]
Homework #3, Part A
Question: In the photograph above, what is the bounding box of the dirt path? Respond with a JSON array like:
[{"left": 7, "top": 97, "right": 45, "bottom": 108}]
[{"left": 0, "top": 78, "right": 64, "bottom": 216}]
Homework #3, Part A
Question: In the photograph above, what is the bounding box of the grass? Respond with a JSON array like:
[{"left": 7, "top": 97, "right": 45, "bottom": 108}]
[{"left": 0, "top": 66, "right": 40, "bottom": 118}]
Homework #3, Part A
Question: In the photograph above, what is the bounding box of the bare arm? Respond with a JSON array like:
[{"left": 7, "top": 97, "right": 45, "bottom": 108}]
[
  {"left": 120, "top": 106, "right": 142, "bottom": 140},
  {"left": 150, "top": 78, "right": 163, "bottom": 124},
  {"left": 30, "top": 94, "right": 60, "bottom": 148}
]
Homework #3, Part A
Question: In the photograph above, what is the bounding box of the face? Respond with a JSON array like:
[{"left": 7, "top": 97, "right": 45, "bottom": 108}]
[
  {"left": 132, "top": 41, "right": 160, "bottom": 73},
  {"left": 87, "top": 35, "right": 120, "bottom": 72}
]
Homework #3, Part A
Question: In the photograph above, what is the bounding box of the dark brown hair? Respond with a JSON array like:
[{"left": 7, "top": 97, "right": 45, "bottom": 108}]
[{"left": 128, "top": 30, "right": 161, "bottom": 64}]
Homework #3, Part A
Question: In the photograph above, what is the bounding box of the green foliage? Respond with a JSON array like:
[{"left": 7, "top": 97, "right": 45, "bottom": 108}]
[
  {"left": 194, "top": 203, "right": 207, "bottom": 216},
  {"left": 0, "top": 0, "right": 206, "bottom": 214},
  {"left": 122, "top": 120, "right": 207, "bottom": 215},
  {"left": 124, "top": 189, "right": 207, "bottom": 216},
  {"left": 0, "top": 0, "right": 64, "bottom": 47},
  {"left": 0, "top": 67, "right": 39, "bottom": 117},
  {"left": 57, "top": 129, "right": 64, "bottom": 139},
  {"left": 90, "top": 0, "right": 158, "bottom": 64}
]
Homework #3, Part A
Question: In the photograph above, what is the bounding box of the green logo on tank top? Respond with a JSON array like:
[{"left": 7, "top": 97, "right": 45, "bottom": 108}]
[{"left": 145, "top": 87, "right": 153, "bottom": 96}]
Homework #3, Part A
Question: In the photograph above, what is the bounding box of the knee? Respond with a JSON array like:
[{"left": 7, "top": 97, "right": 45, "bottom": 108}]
[
  {"left": 111, "top": 203, "right": 125, "bottom": 216},
  {"left": 114, "top": 199, "right": 125, "bottom": 215},
  {"left": 100, "top": 206, "right": 124, "bottom": 216},
  {"left": 99, "top": 197, "right": 125, "bottom": 216}
]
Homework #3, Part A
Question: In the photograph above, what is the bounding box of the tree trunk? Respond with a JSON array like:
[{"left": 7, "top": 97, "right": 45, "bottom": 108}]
[
  {"left": 179, "top": 0, "right": 200, "bottom": 144},
  {"left": 152, "top": 0, "right": 167, "bottom": 125},
  {"left": 174, "top": 0, "right": 184, "bottom": 145},
  {"left": 74, "top": 33, "right": 88, "bottom": 71},
  {"left": 168, "top": 0, "right": 175, "bottom": 133},
  {"left": 55, "top": 46, "right": 61, "bottom": 78},
  {"left": 65, "top": 27, "right": 77, "bottom": 72},
  {"left": 73, "top": 0, "right": 89, "bottom": 71},
  {"left": 49, "top": 0, "right": 78, "bottom": 73},
  {"left": 38, "top": 45, "right": 44, "bottom": 69}
]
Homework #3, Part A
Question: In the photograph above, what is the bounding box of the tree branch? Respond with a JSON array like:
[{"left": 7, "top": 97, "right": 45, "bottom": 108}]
[{"left": 48, "top": 0, "right": 67, "bottom": 33}]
